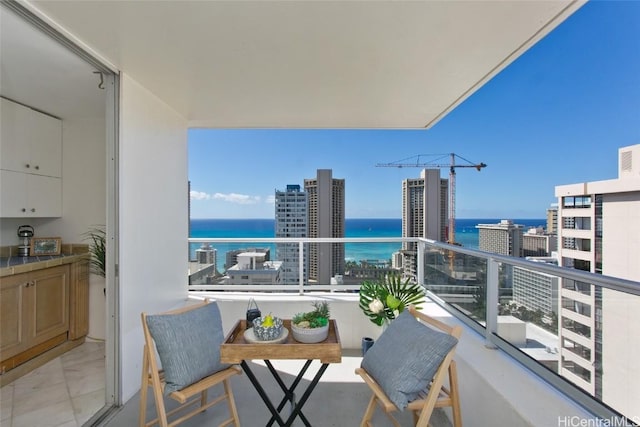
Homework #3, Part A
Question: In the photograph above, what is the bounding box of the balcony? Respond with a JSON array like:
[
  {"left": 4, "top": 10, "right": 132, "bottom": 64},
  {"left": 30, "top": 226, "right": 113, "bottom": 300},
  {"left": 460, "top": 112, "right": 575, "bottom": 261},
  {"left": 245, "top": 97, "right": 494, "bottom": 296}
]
[{"left": 173, "top": 236, "right": 640, "bottom": 425}]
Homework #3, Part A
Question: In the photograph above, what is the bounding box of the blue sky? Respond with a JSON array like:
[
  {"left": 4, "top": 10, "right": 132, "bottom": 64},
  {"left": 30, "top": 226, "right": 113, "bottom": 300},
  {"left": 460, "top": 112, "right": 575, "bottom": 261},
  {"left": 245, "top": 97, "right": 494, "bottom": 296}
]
[{"left": 189, "top": 1, "right": 640, "bottom": 220}]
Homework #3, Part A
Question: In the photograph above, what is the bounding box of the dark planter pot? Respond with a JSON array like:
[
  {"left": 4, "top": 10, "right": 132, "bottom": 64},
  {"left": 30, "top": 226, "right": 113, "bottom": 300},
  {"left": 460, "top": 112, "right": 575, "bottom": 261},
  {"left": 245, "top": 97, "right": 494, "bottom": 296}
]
[{"left": 362, "top": 337, "right": 374, "bottom": 356}]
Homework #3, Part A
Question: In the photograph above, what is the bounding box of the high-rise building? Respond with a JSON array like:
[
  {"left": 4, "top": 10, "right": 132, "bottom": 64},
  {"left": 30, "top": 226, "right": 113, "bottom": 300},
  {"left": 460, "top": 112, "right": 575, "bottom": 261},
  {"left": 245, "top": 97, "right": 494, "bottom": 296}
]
[
  {"left": 546, "top": 203, "right": 558, "bottom": 234},
  {"left": 477, "top": 219, "right": 524, "bottom": 257},
  {"left": 304, "top": 169, "right": 345, "bottom": 284},
  {"left": 555, "top": 144, "right": 640, "bottom": 419},
  {"left": 522, "top": 227, "right": 557, "bottom": 257},
  {"left": 275, "top": 184, "right": 308, "bottom": 285},
  {"left": 513, "top": 257, "right": 559, "bottom": 316},
  {"left": 401, "top": 169, "right": 448, "bottom": 278}
]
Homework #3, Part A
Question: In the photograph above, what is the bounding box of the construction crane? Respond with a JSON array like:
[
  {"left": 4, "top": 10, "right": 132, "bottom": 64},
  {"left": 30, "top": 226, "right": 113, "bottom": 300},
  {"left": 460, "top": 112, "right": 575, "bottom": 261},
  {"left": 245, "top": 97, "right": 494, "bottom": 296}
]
[{"left": 376, "top": 153, "right": 487, "bottom": 245}]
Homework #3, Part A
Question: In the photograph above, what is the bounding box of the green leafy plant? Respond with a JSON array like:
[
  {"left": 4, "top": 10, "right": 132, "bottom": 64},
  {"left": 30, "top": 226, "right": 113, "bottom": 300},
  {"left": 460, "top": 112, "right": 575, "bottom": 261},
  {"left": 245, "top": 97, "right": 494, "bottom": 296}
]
[
  {"left": 359, "top": 274, "right": 425, "bottom": 326},
  {"left": 292, "top": 301, "right": 330, "bottom": 328},
  {"left": 84, "top": 226, "right": 106, "bottom": 278}
]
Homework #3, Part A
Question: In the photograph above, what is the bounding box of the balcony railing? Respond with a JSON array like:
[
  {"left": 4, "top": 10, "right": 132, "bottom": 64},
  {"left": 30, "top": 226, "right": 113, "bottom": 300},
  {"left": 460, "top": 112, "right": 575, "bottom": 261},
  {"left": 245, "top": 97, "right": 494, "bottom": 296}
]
[{"left": 188, "top": 236, "right": 640, "bottom": 424}]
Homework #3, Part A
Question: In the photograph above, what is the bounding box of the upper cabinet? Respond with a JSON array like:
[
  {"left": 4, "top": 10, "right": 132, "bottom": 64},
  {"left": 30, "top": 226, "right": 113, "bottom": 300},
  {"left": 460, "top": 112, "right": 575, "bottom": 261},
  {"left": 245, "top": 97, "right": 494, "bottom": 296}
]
[
  {"left": 1, "top": 98, "right": 62, "bottom": 177},
  {"left": 0, "top": 98, "right": 62, "bottom": 217}
]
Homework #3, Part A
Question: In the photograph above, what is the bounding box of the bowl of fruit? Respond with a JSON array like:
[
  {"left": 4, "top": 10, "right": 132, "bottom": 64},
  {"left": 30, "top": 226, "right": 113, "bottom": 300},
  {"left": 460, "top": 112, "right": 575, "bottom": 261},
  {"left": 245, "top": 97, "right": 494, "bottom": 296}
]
[{"left": 252, "top": 314, "right": 284, "bottom": 341}]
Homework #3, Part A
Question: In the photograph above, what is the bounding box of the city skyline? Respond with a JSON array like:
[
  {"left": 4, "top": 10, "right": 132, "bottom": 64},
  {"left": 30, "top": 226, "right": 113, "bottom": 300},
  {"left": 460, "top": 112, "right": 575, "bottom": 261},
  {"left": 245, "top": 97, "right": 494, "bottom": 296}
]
[{"left": 188, "top": 1, "right": 639, "bottom": 220}]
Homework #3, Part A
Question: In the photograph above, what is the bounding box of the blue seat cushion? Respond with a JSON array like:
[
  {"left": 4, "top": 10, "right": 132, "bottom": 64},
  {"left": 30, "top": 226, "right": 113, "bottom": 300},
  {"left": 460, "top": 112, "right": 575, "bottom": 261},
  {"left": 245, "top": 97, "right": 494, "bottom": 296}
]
[
  {"left": 146, "top": 301, "right": 229, "bottom": 395},
  {"left": 361, "top": 309, "right": 458, "bottom": 410}
]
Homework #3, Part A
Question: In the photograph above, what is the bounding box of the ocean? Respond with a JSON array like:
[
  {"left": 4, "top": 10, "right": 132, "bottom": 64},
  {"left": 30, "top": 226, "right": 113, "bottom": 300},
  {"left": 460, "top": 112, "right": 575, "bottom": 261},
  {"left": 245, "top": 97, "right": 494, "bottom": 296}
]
[{"left": 190, "top": 218, "right": 546, "bottom": 271}]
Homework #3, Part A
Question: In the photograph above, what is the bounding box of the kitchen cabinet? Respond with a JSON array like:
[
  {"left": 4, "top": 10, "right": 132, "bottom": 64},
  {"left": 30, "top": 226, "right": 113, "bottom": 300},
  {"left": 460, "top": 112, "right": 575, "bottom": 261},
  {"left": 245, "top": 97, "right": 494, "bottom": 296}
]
[
  {"left": 0, "top": 98, "right": 62, "bottom": 218},
  {"left": 0, "top": 98, "right": 62, "bottom": 177},
  {"left": 0, "top": 265, "right": 70, "bottom": 373},
  {"left": 0, "top": 170, "right": 62, "bottom": 217}
]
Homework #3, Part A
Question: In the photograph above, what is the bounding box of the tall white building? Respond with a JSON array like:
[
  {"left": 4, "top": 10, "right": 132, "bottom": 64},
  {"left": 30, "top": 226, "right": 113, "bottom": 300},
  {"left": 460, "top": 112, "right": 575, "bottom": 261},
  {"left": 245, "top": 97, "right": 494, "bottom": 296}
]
[
  {"left": 275, "top": 184, "right": 308, "bottom": 285},
  {"left": 477, "top": 219, "right": 524, "bottom": 257},
  {"left": 304, "top": 169, "right": 345, "bottom": 284},
  {"left": 513, "top": 257, "right": 559, "bottom": 316},
  {"left": 401, "top": 169, "right": 448, "bottom": 277},
  {"left": 555, "top": 144, "right": 640, "bottom": 419}
]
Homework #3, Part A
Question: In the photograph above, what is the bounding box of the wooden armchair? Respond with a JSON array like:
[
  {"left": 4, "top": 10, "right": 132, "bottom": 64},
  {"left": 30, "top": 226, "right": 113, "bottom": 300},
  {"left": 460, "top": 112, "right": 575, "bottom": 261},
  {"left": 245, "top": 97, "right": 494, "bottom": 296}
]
[
  {"left": 139, "top": 299, "right": 241, "bottom": 427},
  {"left": 355, "top": 306, "right": 463, "bottom": 427}
]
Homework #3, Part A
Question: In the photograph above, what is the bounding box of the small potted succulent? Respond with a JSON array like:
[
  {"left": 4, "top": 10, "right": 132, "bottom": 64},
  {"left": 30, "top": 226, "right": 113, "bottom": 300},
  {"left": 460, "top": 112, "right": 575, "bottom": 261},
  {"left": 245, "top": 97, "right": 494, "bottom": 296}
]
[{"left": 291, "top": 301, "right": 330, "bottom": 343}]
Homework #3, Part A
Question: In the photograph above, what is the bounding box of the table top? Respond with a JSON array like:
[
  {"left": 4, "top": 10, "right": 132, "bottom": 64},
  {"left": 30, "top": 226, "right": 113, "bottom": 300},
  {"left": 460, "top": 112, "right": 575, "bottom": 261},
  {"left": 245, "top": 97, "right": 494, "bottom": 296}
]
[{"left": 221, "top": 319, "right": 342, "bottom": 364}]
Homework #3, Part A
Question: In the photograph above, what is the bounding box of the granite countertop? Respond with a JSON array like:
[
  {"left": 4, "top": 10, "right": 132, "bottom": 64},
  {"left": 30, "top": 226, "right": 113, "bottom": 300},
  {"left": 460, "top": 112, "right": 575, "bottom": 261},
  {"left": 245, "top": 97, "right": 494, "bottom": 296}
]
[{"left": 0, "top": 249, "right": 90, "bottom": 278}]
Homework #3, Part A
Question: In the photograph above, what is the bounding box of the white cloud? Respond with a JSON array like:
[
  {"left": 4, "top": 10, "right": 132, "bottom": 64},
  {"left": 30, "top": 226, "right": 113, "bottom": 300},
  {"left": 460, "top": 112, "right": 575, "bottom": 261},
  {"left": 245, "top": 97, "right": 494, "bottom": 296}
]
[
  {"left": 190, "top": 191, "right": 211, "bottom": 200},
  {"left": 213, "top": 192, "right": 261, "bottom": 205},
  {"left": 265, "top": 195, "right": 276, "bottom": 204}
]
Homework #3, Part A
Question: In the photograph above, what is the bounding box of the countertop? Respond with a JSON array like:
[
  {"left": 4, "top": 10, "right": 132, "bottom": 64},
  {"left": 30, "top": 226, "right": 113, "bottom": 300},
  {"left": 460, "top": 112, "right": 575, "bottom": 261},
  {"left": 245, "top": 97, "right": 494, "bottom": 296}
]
[{"left": 0, "top": 253, "right": 90, "bottom": 278}]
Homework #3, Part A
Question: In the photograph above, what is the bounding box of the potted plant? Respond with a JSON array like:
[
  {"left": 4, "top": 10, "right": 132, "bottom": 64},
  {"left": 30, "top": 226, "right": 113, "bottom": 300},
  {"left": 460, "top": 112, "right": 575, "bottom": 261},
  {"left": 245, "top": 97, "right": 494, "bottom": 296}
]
[
  {"left": 84, "top": 226, "right": 106, "bottom": 278},
  {"left": 359, "top": 274, "right": 425, "bottom": 327},
  {"left": 291, "top": 301, "right": 330, "bottom": 343}
]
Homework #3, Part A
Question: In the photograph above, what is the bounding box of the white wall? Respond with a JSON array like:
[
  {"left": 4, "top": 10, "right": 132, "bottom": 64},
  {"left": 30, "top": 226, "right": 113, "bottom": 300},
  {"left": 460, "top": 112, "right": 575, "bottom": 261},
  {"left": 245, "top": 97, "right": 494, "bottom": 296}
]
[
  {"left": 118, "top": 74, "right": 189, "bottom": 402},
  {"left": 601, "top": 192, "right": 640, "bottom": 420}
]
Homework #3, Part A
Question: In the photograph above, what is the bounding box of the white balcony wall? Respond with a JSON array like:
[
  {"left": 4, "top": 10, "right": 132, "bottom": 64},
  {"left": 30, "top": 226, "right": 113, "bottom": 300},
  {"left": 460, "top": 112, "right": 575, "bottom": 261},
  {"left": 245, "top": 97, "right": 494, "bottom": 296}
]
[{"left": 118, "top": 74, "right": 188, "bottom": 402}]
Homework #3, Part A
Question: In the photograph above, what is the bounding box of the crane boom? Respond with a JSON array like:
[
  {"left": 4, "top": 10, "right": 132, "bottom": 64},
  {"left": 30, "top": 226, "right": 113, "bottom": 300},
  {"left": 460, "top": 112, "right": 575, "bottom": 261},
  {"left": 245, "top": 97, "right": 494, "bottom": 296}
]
[{"left": 376, "top": 153, "right": 486, "bottom": 245}]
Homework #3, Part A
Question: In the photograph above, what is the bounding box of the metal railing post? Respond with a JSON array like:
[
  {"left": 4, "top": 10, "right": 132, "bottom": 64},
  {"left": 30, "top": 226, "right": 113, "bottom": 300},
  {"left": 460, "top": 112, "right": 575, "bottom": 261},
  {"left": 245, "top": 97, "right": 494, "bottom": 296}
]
[
  {"left": 298, "top": 241, "right": 304, "bottom": 295},
  {"left": 485, "top": 257, "right": 499, "bottom": 349},
  {"left": 417, "top": 240, "right": 425, "bottom": 286}
]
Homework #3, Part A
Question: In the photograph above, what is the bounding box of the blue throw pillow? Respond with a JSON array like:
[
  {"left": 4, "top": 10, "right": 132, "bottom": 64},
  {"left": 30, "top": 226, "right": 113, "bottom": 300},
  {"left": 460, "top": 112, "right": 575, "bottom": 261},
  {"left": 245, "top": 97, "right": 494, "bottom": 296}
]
[
  {"left": 146, "top": 301, "right": 229, "bottom": 395},
  {"left": 361, "top": 309, "right": 458, "bottom": 410}
]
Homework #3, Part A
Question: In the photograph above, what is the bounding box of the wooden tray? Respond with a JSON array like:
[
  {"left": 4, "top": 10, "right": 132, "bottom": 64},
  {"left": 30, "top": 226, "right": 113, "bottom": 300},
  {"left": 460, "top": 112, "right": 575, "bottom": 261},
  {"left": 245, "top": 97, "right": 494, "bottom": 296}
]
[{"left": 221, "top": 319, "right": 341, "bottom": 364}]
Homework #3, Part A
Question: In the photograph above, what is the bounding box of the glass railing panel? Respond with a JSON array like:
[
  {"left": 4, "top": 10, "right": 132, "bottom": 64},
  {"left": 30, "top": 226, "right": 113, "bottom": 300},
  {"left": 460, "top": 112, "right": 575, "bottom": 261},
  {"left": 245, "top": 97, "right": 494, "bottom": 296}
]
[
  {"left": 188, "top": 236, "right": 640, "bottom": 423},
  {"left": 422, "top": 247, "right": 488, "bottom": 327}
]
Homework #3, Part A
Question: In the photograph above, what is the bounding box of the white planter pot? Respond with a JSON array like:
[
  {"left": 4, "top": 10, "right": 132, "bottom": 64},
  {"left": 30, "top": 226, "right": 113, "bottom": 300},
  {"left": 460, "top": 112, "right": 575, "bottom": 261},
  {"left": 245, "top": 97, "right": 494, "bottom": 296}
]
[
  {"left": 291, "top": 323, "right": 329, "bottom": 343},
  {"left": 88, "top": 274, "right": 106, "bottom": 340}
]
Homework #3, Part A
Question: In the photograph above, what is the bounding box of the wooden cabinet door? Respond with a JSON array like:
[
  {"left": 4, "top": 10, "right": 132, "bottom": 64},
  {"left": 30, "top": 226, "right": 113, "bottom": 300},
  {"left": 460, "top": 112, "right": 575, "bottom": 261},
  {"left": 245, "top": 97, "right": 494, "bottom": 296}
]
[
  {"left": 30, "top": 265, "right": 69, "bottom": 347},
  {"left": 0, "top": 273, "right": 30, "bottom": 361}
]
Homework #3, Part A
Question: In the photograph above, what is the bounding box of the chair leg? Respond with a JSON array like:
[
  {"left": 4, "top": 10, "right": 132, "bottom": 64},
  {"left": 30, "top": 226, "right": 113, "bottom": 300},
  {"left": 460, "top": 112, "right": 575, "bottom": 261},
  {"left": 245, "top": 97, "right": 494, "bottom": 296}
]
[
  {"left": 360, "top": 395, "right": 377, "bottom": 427},
  {"left": 223, "top": 378, "right": 240, "bottom": 426},
  {"left": 200, "top": 389, "right": 208, "bottom": 407},
  {"left": 449, "top": 361, "right": 462, "bottom": 427},
  {"left": 139, "top": 347, "right": 150, "bottom": 427}
]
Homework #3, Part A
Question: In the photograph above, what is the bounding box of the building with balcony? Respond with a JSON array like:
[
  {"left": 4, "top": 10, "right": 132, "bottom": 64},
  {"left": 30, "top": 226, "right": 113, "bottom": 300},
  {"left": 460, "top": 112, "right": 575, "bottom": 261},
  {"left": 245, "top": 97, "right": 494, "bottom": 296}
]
[
  {"left": 522, "top": 227, "right": 558, "bottom": 257},
  {"left": 402, "top": 169, "right": 448, "bottom": 278},
  {"left": 275, "top": 184, "right": 308, "bottom": 285},
  {"left": 547, "top": 203, "right": 559, "bottom": 234},
  {"left": 477, "top": 219, "right": 524, "bottom": 257},
  {"left": 555, "top": 143, "right": 640, "bottom": 419},
  {"left": 513, "top": 257, "right": 560, "bottom": 316},
  {"left": 304, "top": 169, "right": 345, "bottom": 284}
]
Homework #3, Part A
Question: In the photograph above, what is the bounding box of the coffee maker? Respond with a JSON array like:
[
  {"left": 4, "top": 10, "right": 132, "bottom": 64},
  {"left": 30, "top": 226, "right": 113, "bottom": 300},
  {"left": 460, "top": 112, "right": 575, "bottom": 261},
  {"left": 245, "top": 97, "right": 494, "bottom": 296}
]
[{"left": 17, "top": 225, "right": 34, "bottom": 257}]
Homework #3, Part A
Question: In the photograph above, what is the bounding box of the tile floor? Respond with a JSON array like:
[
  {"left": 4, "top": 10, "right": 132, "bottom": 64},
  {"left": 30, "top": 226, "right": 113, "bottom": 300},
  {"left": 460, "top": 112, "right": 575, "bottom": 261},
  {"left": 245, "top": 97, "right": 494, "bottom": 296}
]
[{"left": 0, "top": 341, "right": 106, "bottom": 427}]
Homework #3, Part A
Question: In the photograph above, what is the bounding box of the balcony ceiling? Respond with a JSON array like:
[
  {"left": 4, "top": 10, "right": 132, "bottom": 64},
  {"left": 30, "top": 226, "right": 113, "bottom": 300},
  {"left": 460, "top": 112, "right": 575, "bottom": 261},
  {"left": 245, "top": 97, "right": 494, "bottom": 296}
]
[{"left": 9, "top": 1, "right": 583, "bottom": 128}]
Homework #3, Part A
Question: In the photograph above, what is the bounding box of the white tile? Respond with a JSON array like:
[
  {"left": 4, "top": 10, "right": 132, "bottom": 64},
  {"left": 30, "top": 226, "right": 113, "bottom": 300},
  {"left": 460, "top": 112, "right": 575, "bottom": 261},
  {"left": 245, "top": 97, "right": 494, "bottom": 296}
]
[
  {"left": 12, "top": 399, "right": 75, "bottom": 427},
  {"left": 71, "top": 388, "right": 105, "bottom": 426},
  {"left": 0, "top": 383, "right": 14, "bottom": 424},
  {"left": 12, "top": 358, "right": 66, "bottom": 394},
  {"left": 12, "top": 381, "right": 70, "bottom": 417}
]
